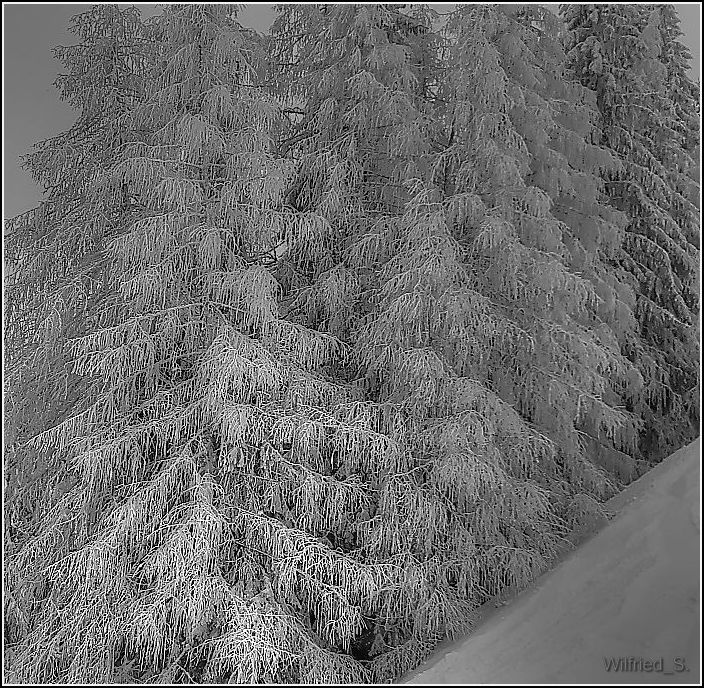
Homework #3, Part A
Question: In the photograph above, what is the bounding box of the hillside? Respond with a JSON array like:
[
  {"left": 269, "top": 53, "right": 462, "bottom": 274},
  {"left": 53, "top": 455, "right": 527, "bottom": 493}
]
[{"left": 404, "top": 439, "right": 701, "bottom": 684}]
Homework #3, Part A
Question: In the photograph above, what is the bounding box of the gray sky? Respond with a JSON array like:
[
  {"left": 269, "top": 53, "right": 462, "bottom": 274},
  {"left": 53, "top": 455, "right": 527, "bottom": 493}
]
[{"left": 3, "top": 3, "right": 701, "bottom": 219}]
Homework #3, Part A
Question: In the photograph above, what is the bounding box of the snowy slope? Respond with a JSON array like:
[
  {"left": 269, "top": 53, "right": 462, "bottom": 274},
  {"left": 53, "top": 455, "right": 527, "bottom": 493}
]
[{"left": 403, "top": 439, "right": 701, "bottom": 684}]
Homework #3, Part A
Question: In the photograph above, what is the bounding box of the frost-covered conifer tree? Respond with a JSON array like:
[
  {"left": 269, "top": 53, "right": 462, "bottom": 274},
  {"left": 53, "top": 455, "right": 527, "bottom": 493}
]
[
  {"left": 272, "top": 6, "right": 483, "bottom": 678},
  {"left": 659, "top": 4, "right": 700, "bottom": 160},
  {"left": 506, "top": 4, "right": 648, "bottom": 481},
  {"left": 5, "top": 3, "right": 150, "bottom": 466},
  {"left": 5, "top": 5, "right": 153, "bottom": 673},
  {"left": 435, "top": 4, "right": 643, "bottom": 494},
  {"left": 560, "top": 3, "right": 700, "bottom": 460},
  {"left": 7, "top": 4, "right": 364, "bottom": 683}
]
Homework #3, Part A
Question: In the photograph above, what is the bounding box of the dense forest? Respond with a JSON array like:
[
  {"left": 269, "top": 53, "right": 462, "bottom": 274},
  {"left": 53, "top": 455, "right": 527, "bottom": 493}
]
[{"left": 3, "top": 3, "right": 699, "bottom": 684}]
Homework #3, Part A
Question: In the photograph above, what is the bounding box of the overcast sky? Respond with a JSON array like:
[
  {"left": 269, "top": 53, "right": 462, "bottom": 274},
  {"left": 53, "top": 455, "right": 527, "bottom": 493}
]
[{"left": 3, "top": 3, "right": 701, "bottom": 219}]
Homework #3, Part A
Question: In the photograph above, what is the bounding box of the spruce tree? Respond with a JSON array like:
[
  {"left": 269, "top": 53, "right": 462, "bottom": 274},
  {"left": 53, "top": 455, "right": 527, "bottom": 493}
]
[
  {"left": 5, "top": 5, "right": 153, "bottom": 674},
  {"left": 659, "top": 4, "right": 700, "bottom": 160},
  {"left": 5, "top": 3, "right": 150, "bottom": 457},
  {"left": 272, "top": 5, "right": 482, "bottom": 678},
  {"left": 7, "top": 4, "right": 364, "bottom": 683},
  {"left": 507, "top": 4, "right": 647, "bottom": 480},
  {"left": 560, "top": 3, "right": 700, "bottom": 461},
  {"left": 436, "top": 4, "right": 643, "bottom": 490}
]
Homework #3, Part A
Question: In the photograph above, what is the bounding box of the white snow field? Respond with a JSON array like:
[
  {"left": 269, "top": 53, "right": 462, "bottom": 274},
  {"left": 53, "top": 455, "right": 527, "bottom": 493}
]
[{"left": 403, "top": 438, "right": 701, "bottom": 684}]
